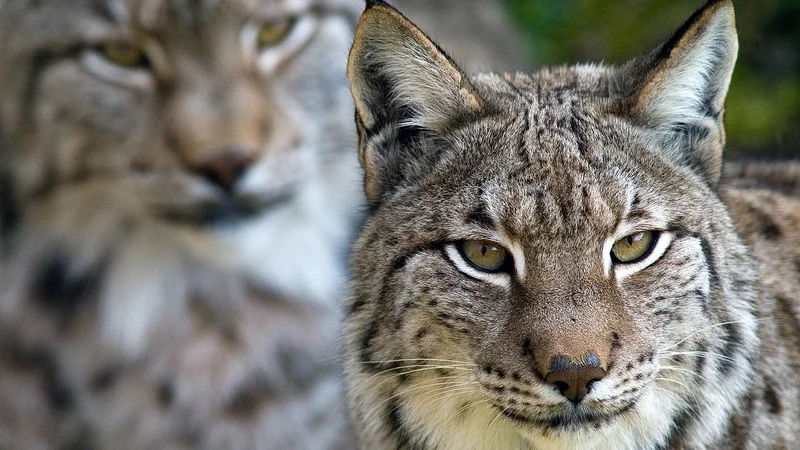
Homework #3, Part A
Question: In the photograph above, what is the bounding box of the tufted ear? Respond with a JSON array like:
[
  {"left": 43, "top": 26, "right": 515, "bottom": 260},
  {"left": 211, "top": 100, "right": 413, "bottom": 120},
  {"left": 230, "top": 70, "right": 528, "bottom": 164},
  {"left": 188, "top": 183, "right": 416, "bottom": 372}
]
[
  {"left": 348, "top": 0, "right": 483, "bottom": 205},
  {"left": 632, "top": 0, "right": 738, "bottom": 185}
]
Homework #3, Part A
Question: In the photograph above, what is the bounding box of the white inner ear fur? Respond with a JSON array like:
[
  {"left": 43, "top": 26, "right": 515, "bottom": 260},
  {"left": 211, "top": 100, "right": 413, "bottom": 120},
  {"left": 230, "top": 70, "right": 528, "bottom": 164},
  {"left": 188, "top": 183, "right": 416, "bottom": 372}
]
[
  {"left": 638, "top": 5, "right": 737, "bottom": 127},
  {"left": 349, "top": 6, "right": 481, "bottom": 132}
]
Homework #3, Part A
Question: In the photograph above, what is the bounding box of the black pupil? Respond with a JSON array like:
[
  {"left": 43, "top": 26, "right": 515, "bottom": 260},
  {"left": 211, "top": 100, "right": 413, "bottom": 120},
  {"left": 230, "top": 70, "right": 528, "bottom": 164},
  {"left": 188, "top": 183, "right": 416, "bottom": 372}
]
[
  {"left": 626, "top": 233, "right": 642, "bottom": 246},
  {"left": 481, "top": 245, "right": 489, "bottom": 256}
]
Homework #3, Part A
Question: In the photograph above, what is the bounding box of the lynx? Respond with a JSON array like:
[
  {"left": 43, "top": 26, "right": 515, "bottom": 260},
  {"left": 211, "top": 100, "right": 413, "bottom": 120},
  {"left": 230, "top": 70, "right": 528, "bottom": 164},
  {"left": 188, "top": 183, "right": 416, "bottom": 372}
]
[
  {"left": 344, "top": 1, "right": 800, "bottom": 449},
  {"left": 0, "top": 0, "right": 363, "bottom": 448}
]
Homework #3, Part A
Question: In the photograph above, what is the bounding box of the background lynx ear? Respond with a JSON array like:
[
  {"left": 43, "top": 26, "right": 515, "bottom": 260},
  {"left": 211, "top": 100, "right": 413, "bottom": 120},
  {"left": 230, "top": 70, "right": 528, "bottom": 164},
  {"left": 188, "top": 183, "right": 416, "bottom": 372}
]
[
  {"left": 348, "top": 0, "right": 483, "bottom": 205},
  {"left": 633, "top": 0, "right": 737, "bottom": 185}
]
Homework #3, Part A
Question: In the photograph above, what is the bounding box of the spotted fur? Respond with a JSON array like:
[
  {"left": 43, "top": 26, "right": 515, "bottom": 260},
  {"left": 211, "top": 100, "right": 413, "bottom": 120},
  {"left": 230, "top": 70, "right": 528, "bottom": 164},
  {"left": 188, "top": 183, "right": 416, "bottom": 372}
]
[
  {"left": 0, "top": 0, "right": 363, "bottom": 448},
  {"left": 344, "top": 1, "right": 800, "bottom": 449}
]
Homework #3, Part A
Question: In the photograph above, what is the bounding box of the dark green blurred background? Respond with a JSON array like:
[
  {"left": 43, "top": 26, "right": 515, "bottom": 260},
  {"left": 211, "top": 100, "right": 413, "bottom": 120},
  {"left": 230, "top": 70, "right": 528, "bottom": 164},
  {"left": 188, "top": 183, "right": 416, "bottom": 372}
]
[{"left": 503, "top": 0, "right": 800, "bottom": 160}]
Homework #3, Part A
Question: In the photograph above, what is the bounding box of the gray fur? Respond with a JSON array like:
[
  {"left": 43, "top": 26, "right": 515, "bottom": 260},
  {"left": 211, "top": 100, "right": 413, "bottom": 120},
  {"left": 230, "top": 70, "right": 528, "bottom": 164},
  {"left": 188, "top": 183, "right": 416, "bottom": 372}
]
[
  {"left": 345, "top": 1, "right": 800, "bottom": 449},
  {"left": 0, "top": 0, "right": 361, "bottom": 448}
]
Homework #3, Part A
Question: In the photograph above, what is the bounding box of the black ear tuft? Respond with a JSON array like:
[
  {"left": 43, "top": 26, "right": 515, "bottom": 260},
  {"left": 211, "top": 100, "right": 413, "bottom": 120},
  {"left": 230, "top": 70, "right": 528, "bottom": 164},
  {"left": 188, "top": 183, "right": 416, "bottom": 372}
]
[{"left": 364, "top": 0, "right": 387, "bottom": 8}]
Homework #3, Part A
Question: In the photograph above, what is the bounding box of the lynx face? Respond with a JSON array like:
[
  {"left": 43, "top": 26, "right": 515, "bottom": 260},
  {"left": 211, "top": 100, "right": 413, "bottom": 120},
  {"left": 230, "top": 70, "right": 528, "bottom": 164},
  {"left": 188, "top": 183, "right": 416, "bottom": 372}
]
[
  {"left": 0, "top": 0, "right": 361, "bottom": 311},
  {"left": 0, "top": 0, "right": 361, "bottom": 448},
  {"left": 345, "top": 1, "right": 761, "bottom": 449}
]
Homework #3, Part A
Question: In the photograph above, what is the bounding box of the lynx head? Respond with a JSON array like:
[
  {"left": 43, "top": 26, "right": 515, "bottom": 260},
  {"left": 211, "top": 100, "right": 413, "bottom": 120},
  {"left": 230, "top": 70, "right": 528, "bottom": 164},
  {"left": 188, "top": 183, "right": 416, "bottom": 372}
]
[
  {"left": 345, "top": 1, "right": 759, "bottom": 448},
  {"left": 0, "top": 0, "right": 361, "bottom": 353}
]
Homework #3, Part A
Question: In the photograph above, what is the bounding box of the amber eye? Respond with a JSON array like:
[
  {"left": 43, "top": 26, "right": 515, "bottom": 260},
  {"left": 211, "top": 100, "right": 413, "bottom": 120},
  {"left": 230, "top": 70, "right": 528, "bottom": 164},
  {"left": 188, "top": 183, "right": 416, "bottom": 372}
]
[
  {"left": 256, "top": 18, "right": 296, "bottom": 49},
  {"left": 611, "top": 231, "right": 657, "bottom": 263},
  {"left": 460, "top": 240, "right": 509, "bottom": 272},
  {"left": 99, "top": 41, "right": 148, "bottom": 68}
]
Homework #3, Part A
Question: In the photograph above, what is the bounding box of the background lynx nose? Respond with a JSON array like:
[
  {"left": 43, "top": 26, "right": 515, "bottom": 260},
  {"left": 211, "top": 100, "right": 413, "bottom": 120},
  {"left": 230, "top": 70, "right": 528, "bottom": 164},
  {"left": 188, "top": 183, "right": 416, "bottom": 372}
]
[
  {"left": 197, "top": 147, "right": 254, "bottom": 190},
  {"left": 545, "top": 354, "right": 607, "bottom": 404}
]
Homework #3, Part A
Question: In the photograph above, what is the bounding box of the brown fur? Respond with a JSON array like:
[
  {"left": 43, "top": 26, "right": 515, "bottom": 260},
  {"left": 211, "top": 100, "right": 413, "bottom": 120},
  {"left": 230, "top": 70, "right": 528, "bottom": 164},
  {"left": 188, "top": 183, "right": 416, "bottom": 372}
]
[
  {"left": 0, "top": 0, "right": 362, "bottom": 448},
  {"left": 344, "top": 1, "right": 800, "bottom": 449}
]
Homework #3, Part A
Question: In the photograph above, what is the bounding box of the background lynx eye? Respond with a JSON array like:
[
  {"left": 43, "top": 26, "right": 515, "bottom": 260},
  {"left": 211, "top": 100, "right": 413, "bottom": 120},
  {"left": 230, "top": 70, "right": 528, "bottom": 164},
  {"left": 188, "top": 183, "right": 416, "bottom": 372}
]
[
  {"left": 99, "top": 41, "right": 149, "bottom": 68},
  {"left": 611, "top": 231, "right": 656, "bottom": 263},
  {"left": 257, "top": 18, "right": 296, "bottom": 49},
  {"left": 460, "top": 240, "right": 509, "bottom": 272}
]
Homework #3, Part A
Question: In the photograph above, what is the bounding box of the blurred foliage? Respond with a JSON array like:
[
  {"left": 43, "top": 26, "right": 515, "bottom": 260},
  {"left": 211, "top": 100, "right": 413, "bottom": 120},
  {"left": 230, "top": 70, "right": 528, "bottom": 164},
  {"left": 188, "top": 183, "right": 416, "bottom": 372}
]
[{"left": 504, "top": 0, "right": 800, "bottom": 159}]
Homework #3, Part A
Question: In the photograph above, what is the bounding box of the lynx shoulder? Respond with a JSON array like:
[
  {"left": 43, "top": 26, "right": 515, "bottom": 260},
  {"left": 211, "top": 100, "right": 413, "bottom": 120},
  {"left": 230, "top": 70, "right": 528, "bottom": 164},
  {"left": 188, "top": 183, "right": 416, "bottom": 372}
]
[{"left": 344, "top": 1, "right": 800, "bottom": 449}]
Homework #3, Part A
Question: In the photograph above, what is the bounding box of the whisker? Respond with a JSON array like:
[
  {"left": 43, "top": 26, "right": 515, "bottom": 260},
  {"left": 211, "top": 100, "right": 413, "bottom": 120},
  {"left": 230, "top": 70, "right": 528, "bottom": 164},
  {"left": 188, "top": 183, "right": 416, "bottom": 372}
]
[
  {"left": 654, "top": 376, "right": 692, "bottom": 392},
  {"left": 661, "top": 319, "right": 759, "bottom": 351},
  {"left": 659, "top": 351, "right": 736, "bottom": 363},
  {"left": 328, "top": 364, "right": 472, "bottom": 424},
  {"left": 484, "top": 403, "right": 510, "bottom": 439},
  {"left": 659, "top": 365, "right": 711, "bottom": 382},
  {"left": 362, "top": 358, "right": 475, "bottom": 366},
  {"left": 369, "top": 378, "right": 476, "bottom": 423}
]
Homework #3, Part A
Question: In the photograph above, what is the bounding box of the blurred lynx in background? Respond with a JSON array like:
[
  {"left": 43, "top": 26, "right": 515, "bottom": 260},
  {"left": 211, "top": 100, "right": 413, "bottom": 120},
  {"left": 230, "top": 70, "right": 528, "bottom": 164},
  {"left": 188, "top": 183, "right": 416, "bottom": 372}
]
[
  {"left": 0, "top": 0, "right": 363, "bottom": 447},
  {"left": 0, "top": 0, "right": 528, "bottom": 448}
]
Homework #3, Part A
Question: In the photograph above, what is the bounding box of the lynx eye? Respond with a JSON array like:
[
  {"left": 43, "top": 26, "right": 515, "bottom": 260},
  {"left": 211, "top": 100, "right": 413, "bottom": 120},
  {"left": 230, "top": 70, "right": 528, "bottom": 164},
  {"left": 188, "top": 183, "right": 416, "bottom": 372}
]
[
  {"left": 460, "top": 240, "right": 509, "bottom": 272},
  {"left": 99, "top": 41, "right": 149, "bottom": 68},
  {"left": 256, "top": 18, "right": 296, "bottom": 49},
  {"left": 611, "top": 231, "right": 657, "bottom": 263}
]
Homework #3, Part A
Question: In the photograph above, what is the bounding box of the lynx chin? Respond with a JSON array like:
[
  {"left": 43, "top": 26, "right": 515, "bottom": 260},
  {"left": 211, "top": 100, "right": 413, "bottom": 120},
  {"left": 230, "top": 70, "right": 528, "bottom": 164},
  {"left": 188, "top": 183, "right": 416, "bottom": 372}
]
[{"left": 344, "top": 1, "right": 800, "bottom": 449}]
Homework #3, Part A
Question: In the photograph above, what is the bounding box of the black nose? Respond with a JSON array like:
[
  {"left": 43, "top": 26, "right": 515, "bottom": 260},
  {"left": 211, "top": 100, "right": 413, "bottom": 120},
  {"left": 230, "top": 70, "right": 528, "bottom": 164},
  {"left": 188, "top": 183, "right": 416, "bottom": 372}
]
[
  {"left": 197, "top": 147, "right": 254, "bottom": 190},
  {"left": 545, "top": 354, "right": 607, "bottom": 404}
]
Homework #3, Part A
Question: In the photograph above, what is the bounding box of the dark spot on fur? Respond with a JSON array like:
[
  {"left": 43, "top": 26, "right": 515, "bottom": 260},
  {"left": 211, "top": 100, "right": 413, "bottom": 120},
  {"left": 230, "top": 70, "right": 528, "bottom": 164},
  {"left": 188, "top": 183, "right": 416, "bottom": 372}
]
[
  {"left": 32, "top": 250, "right": 101, "bottom": 321},
  {"left": 625, "top": 363, "right": 634, "bottom": 372},
  {"left": 764, "top": 383, "right": 782, "bottom": 414},
  {"left": 694, "top": 343, "right": 708, "bottom": 375},
  {"left": 611, "top": 332, "right": 621, "bottom": 349},
  {"left": 661, "top": 403, "right": 695, "bottom": 450},
  {"left": 348, "top": 294, "right": 368, "bottom": 314},
  {"left": 512, "top": 372, "right": 521, "bottom": 381},
  {"left": 90, "top": 367, "right": 120, "bottom": 393},
  {"left": 386, "top": 399, "right": 426, "bottom": 450},
  {"left": 465, "top": 202, "right": 494, "bottom": 229},
  {"left": 0, "top": 168, "right": 19, "bottom": 239},
  {"left": 45, "top": 369, "right": 74, "bottom": 412},
  {"left": 358, "top": 321, "right": 381, "bottom": 371},
  {"left": 719, "top": 322, "right": 742, "bottom": 375},
  {"left": 157, "top": 380, "right": 174, "bottom": 409},
  {"left": 414, "top": 327, "right": 429, "bottom": 341},
  {"left": 744, "top": 204, "right": 783, "bottom": 240}
]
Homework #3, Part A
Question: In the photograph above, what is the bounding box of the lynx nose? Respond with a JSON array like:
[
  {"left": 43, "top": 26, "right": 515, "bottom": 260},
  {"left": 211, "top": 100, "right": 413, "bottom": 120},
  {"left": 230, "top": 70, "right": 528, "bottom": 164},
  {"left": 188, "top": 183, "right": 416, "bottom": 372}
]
[
  {"left": 197, "top": 147, "right": 254, "bottom": 190},
  {"left": 545, "top": 354, "right": 607, "bottom": 404}
]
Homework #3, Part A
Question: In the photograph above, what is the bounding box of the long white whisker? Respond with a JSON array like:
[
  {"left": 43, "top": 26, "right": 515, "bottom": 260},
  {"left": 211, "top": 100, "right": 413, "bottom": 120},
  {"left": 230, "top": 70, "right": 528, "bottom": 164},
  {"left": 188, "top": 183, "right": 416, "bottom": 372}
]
[
  {"left": 659, "top": 351, "right": 736, "bottom": 363},
  {"left": 328, "top": 364, "right": 472, "bottom": 424},
  {"left": 661, "top": 319, "right": 758, "bottom": 351},
  {"left": 655, "top": 376, "right": 692, "bottom": 392},
  {"left": 659, "top": 365, "right": 711, "bottom": 382}
]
